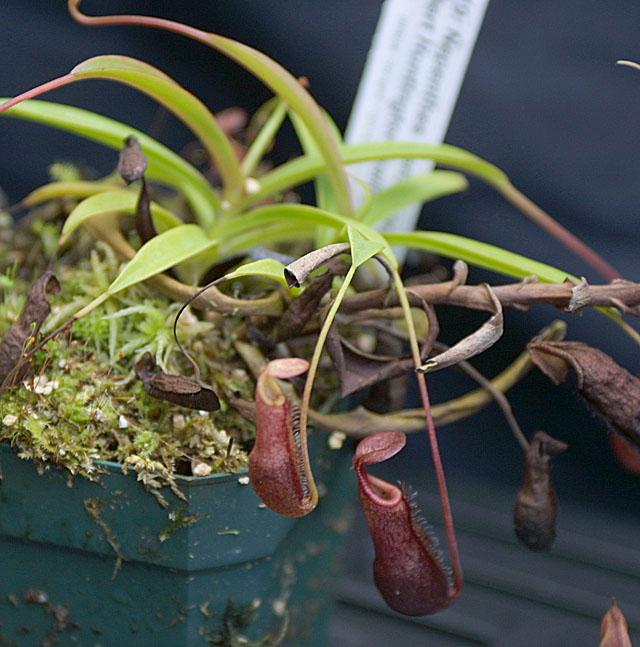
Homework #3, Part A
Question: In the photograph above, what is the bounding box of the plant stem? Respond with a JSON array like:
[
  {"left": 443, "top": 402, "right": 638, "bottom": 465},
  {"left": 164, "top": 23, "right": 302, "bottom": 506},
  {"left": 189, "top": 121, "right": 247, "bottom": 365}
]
[
  {"left": 70, "top": 292, "right": 110, "bottom": 321},
  {"left": 439, "top": 344, "right": 529, "bottom": 451},
  {"left": 299, "top": 265, "right": 356, "bottom": 438},
  {"left": 499, "top": 182, "right": 620, "bottom": 281},
  {"left": 391, "top": 268, "right": 463, "bottom": 597},
  {"left": 306, "top": 320, "right": 567, "bottom": 436},
  {"left": 343, "top": 279, "right": 640, "bottom": 313}
]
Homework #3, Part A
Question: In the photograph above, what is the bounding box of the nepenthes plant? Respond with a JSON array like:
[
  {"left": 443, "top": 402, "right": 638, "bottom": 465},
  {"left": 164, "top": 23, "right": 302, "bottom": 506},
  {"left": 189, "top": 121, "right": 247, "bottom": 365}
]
[{"left": 1, "top": 3, "right": 640, "bottom": 628}]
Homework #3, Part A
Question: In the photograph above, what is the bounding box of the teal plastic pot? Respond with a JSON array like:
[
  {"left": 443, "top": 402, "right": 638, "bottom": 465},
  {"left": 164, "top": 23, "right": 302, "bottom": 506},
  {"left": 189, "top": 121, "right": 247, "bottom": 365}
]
[{"left": 0, "top": 432, "right": 355, "bottom": 646}]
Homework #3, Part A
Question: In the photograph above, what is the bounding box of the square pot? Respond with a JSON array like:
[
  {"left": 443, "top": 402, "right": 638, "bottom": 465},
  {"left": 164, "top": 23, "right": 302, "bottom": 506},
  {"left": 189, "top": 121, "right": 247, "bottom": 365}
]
[{"left": 0, "top": 432, "right": 355, "bottom": 645}]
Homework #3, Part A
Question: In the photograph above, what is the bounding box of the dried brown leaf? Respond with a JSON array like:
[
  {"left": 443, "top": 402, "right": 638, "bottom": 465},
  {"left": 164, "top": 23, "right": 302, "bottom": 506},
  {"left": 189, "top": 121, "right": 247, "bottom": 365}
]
[
  {"left": 134, "top": 352, "right": 219, "bottom": 411},
  {"left": 134, "top": 179, "right": 156, "bottom": 244},
  {"left": 117, "top": 136, "right": 155, "bottom": 243},
  {"left": 326, "top": 325, "right": 410, "bottom": 397},
  {"left": 528, "top": 341, "right": 640, "bottom": 448},
  {"left": 418, "top": 284, "right": 503, "bottom": 373},
  {"left": 328, "top": 299, "right": 437, "bottom": 398},
  {"left": 363, "top": 333, "right": 408, "bottom": 413},
  {"left": 0, "top": 271, "right": 60, "bottom": 385},
  {"left": 273, "top": 268, "right": 334, "bottom": 342},
  {"left": 284, "top": 243, "right": 350, "bottom": 288}
]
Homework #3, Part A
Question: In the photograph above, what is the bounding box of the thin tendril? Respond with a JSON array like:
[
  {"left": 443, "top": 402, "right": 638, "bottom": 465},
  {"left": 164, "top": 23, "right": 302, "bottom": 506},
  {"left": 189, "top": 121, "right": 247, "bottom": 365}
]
[{"left": 390, "top": 267, "right": 463, "bottom": 598}]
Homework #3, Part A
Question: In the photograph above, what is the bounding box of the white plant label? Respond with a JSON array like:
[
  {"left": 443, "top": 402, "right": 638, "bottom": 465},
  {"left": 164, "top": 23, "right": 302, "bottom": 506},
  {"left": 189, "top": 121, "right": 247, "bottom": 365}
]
[{"left": 346, "top": 0, "right": 490, "bottom": 236}]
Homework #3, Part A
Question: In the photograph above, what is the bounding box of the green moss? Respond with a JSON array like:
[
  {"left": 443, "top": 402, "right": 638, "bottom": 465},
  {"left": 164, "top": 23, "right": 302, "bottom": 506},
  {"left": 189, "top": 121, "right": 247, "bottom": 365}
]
[{"left": 0, "top": 222, "right": 255, "bottom": 497}]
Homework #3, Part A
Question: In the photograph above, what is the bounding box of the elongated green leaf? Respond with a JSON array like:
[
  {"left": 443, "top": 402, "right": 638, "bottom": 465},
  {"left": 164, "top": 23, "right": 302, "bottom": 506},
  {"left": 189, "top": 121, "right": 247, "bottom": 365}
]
[
  {"left": 186, "top": 34, "right": 354, "bottom": 215},
  {"left": 67, "top": 3, "right": 354, "bottom": 216},
  {"left": 384, "top": 230, "right": 572, "bottom": 282},
  {"left": 343, "top": 142, "right": 508, "bottom": 186},
  {"left": 243, "top": 141, "right": 507, "bottom": 208},
  {"left": 61, "top": 189, "right": 182, "bottom": 242},
  {"left": 0, "top": 99, "right": 217, "bottom": 221},
  {"left": 217, "top": 203, "right": 396, "bottom": 267},
  {"left": 223, "top": 222, "right": 316, "bottom": 256},
  {"left": 241, "top": 98, "right": 288, "bottom": 176},
  {"left": 253, "top": 139, "right": 618, "bottom": 283},
  {"left": 347, "top": 225, "right": 385, "bottom": 268},
  {"left": 225, "top": 258, "right": 288, "bottom": 286},
  {"left": 289, "top": 109, "right": 340, "bottom": 247},
  {"left": 361, "top": 171, "right": 468, "bottom": 226},
  {"left": 23, "top": 180, "right": 121, "bottom": 207},
  {"left": 70, "top": 56, "right": 243, "bottom": 204},
  {"left": 289, "top": 109, "right": 337, "bottom": 212},
  {"left": 108, "top": 224, "right": 218, "bottom": 294}
]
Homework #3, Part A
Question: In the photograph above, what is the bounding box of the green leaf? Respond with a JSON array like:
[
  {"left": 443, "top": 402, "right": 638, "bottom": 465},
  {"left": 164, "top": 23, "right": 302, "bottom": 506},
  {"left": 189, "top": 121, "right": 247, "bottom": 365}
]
[
  {"left": 218, "top": 203, "right": 396, "bottom": 267},
  {"left": 361, "top": 171, "right": 468, "bottom": 226},
  {"left": 23, "top": 180, "right": 121, "bottom": 207},
  {"left": 342, "top": 142, "right": 508, "bottom": 186},
  {"left": 108, "top": 224, "right": 218, "bottom": 295},
  {"left": 289, "top": 108, "right": 342, "bottom": 247},
  {"left": 347, "top": 225, "right": 385, "bottom": 268},
  {"left": 201, "top": 34, "right": 354, "bottom": 216},
  {"left": 222, "top": 222, "right": 316, "bottom": 256},
  {"left": 70, "top": 56, "right": 243, "bottom": 205},
  {"left": 289, "top": 109, "right": 338, "bottom": 212},
  {"left": 65, "top": 4, "right": 354, "bottom": 216},
  {"left": 243, "top": 141, "right": 508, "bottom": 208},
  {"left": 224, "top": 258, "right": 289, "bottom": 286},
  {"left": 0, "top": 98, "right": 217, "bottom": 221},
  {"left": 241, "top": 98, "right": 288, "bottom": 176},
  {"left": 384, "top": 230, "right": 572, "bottom": 282},
  {"left": 61, "top": 190, "right": 183, "bottom": 242}
]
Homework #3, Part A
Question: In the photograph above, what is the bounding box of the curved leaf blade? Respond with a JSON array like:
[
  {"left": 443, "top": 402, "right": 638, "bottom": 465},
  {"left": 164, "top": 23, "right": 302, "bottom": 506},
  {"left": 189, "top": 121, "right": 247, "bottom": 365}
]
[
  {"left": 61, "top": 189, "right": 182, "bottom": 242},
  {"left": 343, "top": 142, "right": 508, "bottom": 186},
  {"left": 225, "top": 258, "right": 289, "bottom": 286},
  {"left": 71, "top": 55, "right": 243, "bottom": 203},
  {"left": 108, "top": 224, "right": 218, "bottom": 295},
  {"left": 0, "top": 98, "right": 217, "bottom": 221},
  {"left": 361, "top": 171, "right": 468, "bottom": 226},
  {"left": 66, "top": 2, "right": 354, "bottom": 216},
  {"left": 244, "top": 141, "right": 507, "bottom": 208},
  {"left": 384, "top": 230, "right": 571, "bottom": 283},
  {"left": 220, "top": 204, "right": 396, "bottom": 267},
  {"left": 347, "top": 225, "right": 385, "bottom": 268},
  {"left": 23, "top": 180, "right": 122, "bottom": 207},
  {"left": 170, "top": 34, "right": 354, "bottom": 216},
  {"left": 289, "top": 108, "right": 343, "bottom": 247}
]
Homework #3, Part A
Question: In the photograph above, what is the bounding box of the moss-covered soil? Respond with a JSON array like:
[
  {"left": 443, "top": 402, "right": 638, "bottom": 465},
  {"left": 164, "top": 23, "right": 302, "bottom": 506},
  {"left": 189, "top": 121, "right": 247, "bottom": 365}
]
[{"left": 0, "top": 212, "right": 257, "bottom": 496}]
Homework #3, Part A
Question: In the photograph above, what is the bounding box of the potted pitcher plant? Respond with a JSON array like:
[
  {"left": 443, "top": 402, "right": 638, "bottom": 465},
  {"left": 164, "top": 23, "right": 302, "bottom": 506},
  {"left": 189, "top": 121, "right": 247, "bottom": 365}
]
[{"left": 0, "top": 3, "right": 637, "bottom": 645}]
